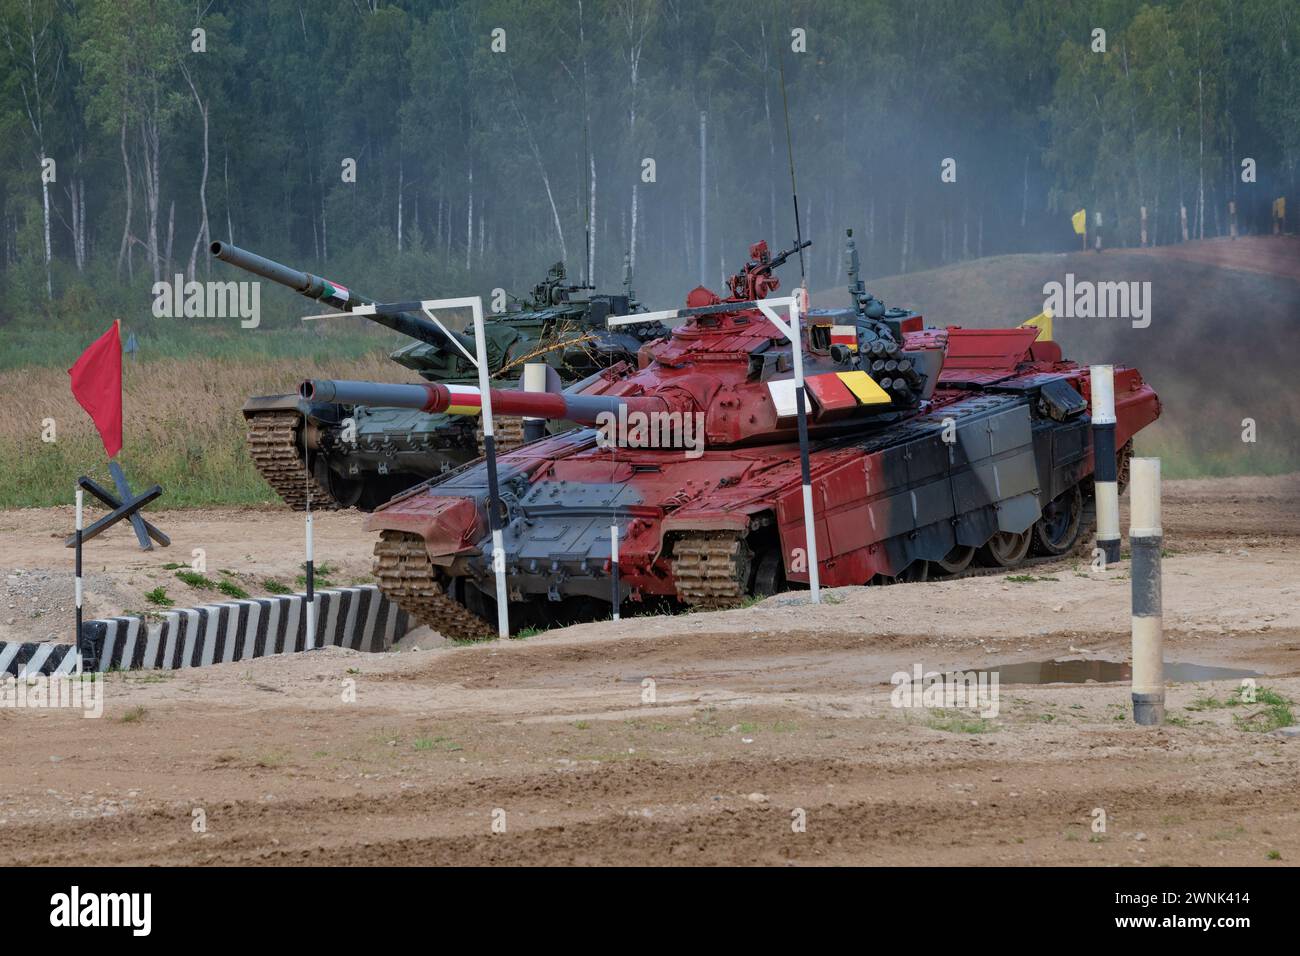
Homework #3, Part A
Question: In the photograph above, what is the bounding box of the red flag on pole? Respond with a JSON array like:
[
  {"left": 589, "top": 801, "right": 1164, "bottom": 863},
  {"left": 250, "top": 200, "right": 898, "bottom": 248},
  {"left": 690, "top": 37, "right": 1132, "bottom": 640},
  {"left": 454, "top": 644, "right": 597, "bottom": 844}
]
[{"left": 68, "top": 320, "right": 123, "bottom": 460}]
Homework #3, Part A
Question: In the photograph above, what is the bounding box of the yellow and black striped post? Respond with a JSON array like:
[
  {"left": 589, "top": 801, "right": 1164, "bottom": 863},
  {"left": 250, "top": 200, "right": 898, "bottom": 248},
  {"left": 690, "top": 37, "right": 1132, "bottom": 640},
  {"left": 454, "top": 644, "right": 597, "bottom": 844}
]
[
  {"left": 1130, "top": 458, "right": 1163, "bottom": 725},
  {"left": 1090, "top": 365, "right": 1121, "bottom": 565}
]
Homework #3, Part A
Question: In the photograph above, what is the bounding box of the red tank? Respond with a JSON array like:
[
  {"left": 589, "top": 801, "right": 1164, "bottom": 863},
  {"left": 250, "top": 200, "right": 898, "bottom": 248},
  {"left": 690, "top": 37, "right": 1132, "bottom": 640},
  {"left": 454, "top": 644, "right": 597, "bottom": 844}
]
[{"left": 303, "top": 234, "right": 1161, "bottom": 636}]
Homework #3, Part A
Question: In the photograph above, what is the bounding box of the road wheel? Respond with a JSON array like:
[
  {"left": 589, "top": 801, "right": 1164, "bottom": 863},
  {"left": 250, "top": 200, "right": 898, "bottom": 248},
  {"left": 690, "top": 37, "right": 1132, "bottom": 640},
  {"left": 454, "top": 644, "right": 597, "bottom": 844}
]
[
  {"left": 931, "top": 544, "right": 976, "bottom": 576},
  {"left": 977, "top": 529, "right": 1032, "bottom": 567},
  {"left": 751, "top": 547, "right": 786, "bottom": 598},
  {"left": 1032, "top": 485, "right": 1084, "bottom": 556},
  {"left": 872, "top": 560, "right": 930, "bottom": 585}
]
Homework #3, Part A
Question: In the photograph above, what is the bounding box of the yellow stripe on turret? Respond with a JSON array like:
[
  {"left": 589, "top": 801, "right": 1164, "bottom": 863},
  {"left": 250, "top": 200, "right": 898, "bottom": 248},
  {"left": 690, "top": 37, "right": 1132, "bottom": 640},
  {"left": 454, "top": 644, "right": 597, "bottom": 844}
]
[{"left": 836, "top": 370, "right": 892, "bottom": 405}]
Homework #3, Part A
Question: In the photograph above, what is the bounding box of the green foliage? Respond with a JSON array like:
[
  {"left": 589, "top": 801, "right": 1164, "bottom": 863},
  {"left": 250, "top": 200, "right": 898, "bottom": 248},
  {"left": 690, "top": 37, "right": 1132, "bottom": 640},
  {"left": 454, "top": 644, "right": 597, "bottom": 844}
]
[
  {"left": 1187, "top": 685, "right": 1295, "bottom": 732},
  {"left": 216, "top": 579, "right": 248, "bottom": 599},
  {"left": 144, "top": 586, "right": 173, "bottom": 606},
  {"left": 925, "top": 710, "right": 996, "bottom": 734},
  {"left": 175, "top": 569, "right": 216, "bottom": 589}
]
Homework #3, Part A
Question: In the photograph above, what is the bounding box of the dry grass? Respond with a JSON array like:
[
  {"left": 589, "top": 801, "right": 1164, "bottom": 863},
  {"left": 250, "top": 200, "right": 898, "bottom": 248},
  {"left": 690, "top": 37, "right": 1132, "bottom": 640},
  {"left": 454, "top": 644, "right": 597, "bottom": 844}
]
[{"left": 0, "top": 355, "right": 413, "bottom": 508}]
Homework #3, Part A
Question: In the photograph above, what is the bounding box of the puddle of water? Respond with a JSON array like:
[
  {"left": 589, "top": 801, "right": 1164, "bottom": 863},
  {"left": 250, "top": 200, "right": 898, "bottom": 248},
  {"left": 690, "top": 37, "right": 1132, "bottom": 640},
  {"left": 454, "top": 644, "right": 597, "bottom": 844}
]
[{"left": 973, "top": 659, "right": 1260, "bottom": 686}]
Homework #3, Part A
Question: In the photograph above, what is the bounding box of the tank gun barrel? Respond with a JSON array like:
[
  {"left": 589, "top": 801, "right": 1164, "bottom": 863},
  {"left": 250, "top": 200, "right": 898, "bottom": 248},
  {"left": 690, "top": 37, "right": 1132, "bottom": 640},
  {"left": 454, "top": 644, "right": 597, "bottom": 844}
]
[
  {"left": 299, "top": 379, "right": 669, "bottom": 426},
  {"left": 211, "top": 241, "right": 475, "bottom": 355}
]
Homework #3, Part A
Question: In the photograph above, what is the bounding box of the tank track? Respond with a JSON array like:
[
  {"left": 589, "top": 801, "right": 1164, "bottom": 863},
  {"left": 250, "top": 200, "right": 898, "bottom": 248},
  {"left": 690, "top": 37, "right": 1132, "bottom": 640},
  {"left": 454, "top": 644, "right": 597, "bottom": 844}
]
[
  {"left": 672, "top": 499, "right": 1097, "bottom": 606},
  {"left": 672, "top": 533, "right": 753, "bottom": 608},
  {"left": 372, "top": 530, "right": 494, "bottom": 639},
  {"left": 1117, "top": 438, "right": 1134, "bottom": 493},
  {"left": 245, "top": 409, "right": 340, "bottom": 511}
]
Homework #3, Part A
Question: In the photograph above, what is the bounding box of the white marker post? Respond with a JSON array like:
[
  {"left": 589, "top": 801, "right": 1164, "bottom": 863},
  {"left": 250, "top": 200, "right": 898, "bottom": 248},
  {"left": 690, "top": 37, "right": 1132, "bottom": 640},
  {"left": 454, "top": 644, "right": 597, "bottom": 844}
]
[
  {"left": 522, "top": 362, "right": 548, "bottom": 444},
  {"left": 610, "top": 525, "right": 621, "bottom": 621},
  {"left": 467, "top": 297, "right": 511, "bottom": 640},
  {"left": 1130, "top": 457, "right": 1164, "bottom": 725},
  {"left": 74, "top": 487, "right": 84, "bottom": 672},
  {"left": 608, "top": 293, "right": 820, "bottom": 603},
  {"left": 756, "top": 294, "right": 820, "bottom": 602},
  {"left": 1090, "top": 364, "right": 1121, "bottom": 565}
]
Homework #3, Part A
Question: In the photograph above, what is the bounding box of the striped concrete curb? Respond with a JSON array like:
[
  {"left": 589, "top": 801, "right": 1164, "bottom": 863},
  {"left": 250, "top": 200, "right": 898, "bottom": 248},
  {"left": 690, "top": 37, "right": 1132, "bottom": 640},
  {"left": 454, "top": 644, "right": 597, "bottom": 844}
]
[{"left": 0, "top": 585, "right": 410, "bottom": 678}]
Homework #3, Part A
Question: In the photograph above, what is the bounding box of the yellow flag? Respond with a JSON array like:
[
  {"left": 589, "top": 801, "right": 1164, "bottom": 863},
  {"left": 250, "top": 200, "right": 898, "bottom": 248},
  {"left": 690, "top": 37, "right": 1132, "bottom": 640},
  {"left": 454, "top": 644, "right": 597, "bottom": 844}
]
[
  {"left": 1020, "top": 309, "right": 1054, "bottom": 343},
  {"left": 1071, "top": 209, "right": 1087, "bottom": 235}
]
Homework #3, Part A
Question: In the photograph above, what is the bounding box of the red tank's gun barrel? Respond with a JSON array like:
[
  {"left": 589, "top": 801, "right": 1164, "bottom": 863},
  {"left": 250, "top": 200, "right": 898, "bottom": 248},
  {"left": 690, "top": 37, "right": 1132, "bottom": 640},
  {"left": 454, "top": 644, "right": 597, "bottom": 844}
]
[{"left": 299, "top": 379, "right": 669, "bottom": 426}]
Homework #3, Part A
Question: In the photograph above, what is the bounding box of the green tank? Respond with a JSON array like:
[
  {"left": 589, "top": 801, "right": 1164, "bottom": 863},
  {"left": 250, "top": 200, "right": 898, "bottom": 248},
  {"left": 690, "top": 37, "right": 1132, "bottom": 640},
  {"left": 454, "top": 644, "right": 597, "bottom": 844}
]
[{"left": 214, "top": 242, "right": 664, "bottom": 510}]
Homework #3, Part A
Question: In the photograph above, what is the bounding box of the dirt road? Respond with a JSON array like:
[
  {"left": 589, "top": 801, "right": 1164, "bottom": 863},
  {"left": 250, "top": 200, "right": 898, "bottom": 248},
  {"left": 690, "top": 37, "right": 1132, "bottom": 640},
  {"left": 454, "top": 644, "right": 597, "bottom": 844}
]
[{"left": 1, "top": 474, "right": 1297, "bottom": 865}]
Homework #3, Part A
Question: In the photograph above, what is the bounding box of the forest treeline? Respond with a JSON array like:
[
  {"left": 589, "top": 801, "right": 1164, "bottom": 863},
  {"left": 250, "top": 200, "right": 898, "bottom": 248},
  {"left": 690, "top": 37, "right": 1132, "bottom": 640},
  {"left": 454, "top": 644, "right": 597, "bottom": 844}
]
[{"left": 1, "top": 0, "right": 1296, "bottom": 322}]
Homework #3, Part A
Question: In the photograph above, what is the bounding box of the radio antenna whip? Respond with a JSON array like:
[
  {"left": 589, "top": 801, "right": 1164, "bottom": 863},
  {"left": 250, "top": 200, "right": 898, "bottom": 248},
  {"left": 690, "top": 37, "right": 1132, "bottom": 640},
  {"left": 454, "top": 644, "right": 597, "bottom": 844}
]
[
  {"left": 583, "top": 105, "right": 593, "bottom": 287},
  {"left": 778, "top": 43, "right": 806, "bottom": 287}
]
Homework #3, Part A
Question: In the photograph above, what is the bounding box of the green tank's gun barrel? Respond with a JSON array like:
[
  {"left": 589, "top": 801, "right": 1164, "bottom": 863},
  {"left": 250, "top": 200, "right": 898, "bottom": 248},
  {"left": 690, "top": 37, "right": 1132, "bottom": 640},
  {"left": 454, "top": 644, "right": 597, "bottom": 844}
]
[{"left": 211, "top": 241, "right": 475, "bottom": 355}]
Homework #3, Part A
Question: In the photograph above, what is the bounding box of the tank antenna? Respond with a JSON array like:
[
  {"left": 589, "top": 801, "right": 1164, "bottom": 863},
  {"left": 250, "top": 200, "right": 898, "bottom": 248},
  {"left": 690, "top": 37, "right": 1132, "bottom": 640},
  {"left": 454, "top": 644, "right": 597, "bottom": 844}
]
[
  {"left": 778, "top": 43, "right": 806, "bottom": 287},
  {"left": 583, "top": 106, "right": 593, "bottom": 288}
]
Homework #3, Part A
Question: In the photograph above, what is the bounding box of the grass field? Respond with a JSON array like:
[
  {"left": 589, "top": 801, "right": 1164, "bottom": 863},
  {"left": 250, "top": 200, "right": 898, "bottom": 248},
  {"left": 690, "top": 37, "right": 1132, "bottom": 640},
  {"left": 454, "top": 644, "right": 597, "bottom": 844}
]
[{"left": 0, "top": 352, "right": 408, "bottom": 508}]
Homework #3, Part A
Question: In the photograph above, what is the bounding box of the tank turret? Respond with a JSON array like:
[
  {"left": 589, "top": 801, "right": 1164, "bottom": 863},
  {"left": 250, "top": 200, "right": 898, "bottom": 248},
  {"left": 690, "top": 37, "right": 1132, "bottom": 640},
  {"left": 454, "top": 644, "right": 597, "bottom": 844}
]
[{"left": 214, "top": 241, "right": 667, "bottom": 511}]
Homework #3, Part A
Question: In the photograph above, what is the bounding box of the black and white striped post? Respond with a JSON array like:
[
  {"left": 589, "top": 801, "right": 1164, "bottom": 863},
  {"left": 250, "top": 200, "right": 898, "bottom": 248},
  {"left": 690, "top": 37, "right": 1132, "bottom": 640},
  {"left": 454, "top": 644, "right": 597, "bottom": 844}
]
[
  {"left": 74, "top": 487, "right": 84, "bottom": 671},
  {"left": 304, "top": 488, "right": 316, "bottom": 651},
  {"left": 1130, "top": 457, "right": 1163, "bottom": 725},
  {"left": 469, "top": 300, "right": 511, "bottom": 639},
  {"left": 758, "top": 293, "right": 821, "bottom": 602},
  {"left": 1090, "top": 364, "right": 1121, "bottom": 566}
]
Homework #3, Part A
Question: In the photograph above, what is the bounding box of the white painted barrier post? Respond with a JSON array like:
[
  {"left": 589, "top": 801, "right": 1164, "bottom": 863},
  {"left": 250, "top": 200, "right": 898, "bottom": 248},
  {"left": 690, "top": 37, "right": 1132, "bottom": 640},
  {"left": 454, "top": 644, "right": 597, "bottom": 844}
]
[
  {"left": 610, "top": 524, "right": 621, "bottom": 621},
  {"left": 1130, "top": 457, "right": 1163, "bottom": 725},
  {"left": 522, "top": 362, "right": 548, "bottom": 444},
  {"left": 1090, "top": 364, "right": 1121, "bottom": 565}
]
